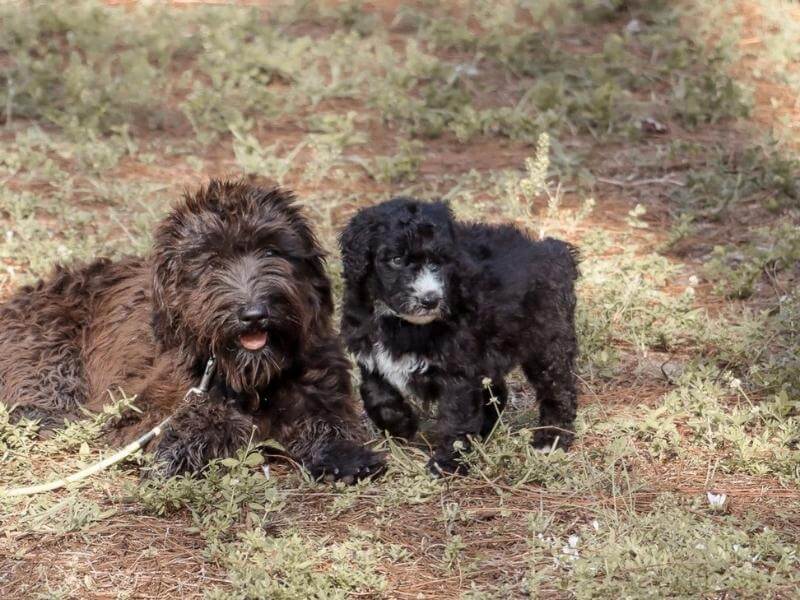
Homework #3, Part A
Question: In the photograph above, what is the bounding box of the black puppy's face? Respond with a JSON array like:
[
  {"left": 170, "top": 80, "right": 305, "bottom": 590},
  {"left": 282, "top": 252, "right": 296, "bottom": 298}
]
[{"left": 368, "top": 202, "right": 457, "bottom": 324}]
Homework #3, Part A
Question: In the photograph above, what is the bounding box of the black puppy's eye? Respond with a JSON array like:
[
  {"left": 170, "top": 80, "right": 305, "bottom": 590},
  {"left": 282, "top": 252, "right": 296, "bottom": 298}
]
[
  {"left": 389, "top": 256, "right": 404, "bottom": 269},
  {"left": 428, "top": 263, "right": 441, "bottom": 272},
  {"left": 262, "top": 248, "right": 277, "bottom": 257}
]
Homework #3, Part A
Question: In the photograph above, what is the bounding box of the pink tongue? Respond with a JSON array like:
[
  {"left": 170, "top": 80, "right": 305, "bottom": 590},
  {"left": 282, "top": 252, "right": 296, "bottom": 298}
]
[{"left": 240, "top": 331, "right": 267, "bottom": 351}]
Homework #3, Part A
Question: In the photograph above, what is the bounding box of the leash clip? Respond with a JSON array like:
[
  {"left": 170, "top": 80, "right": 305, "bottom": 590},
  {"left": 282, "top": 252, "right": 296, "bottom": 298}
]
[{"left": 183, "top": 355, "right": 216, "bottom": 401}]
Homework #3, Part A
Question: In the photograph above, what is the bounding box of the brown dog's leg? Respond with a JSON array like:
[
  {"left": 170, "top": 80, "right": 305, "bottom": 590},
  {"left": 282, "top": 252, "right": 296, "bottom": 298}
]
[
  {"left": 274, "top": 344, "right": 386, "bottom": 484},
  {"left": 149, "top": 385, "right": 255, "bottom": 477},
  {"left": 0, "top": 329, "right": 88, "bottom": 432}
]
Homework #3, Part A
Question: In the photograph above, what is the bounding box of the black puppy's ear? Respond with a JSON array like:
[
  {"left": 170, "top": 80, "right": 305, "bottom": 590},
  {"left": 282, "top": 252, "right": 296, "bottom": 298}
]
[
  {"left": 339, "top": 205, "right": 381, "bottom": 290},
  {"left": 425, "top": 200, "right": 457, "bottom": 238}
]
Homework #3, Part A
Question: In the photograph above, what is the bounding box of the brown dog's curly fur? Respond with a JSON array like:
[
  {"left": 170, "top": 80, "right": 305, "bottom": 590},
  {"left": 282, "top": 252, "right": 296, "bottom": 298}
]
[{"left": 0, "top": 180, "right": 383, "bottom": 480}]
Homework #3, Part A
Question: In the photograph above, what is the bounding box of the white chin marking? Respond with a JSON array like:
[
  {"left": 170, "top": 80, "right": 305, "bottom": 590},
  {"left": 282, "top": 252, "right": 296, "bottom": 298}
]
[{"left": 400, "top": 313, "right": 438, "bottom": 325}]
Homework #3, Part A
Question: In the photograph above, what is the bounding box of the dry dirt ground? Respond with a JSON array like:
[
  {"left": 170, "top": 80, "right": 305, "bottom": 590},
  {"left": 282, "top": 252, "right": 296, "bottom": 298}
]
[{"left": 0, "top": 1, "right": 798, "bottom": 598}]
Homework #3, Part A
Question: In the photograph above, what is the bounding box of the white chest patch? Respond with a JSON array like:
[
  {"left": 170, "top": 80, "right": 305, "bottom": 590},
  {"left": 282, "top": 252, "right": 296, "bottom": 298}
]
[{"left": 357, "top": 342, "right": 429, "bottom": 397}]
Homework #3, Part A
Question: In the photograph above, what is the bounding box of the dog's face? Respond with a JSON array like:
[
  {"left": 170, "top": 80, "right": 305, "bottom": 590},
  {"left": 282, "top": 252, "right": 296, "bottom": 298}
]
[
  {"left": 341, "top": 199, "right": 458, "bottom": 325},
  {"left": 152, "top": 180, "right": 332, "bottom": 391}
]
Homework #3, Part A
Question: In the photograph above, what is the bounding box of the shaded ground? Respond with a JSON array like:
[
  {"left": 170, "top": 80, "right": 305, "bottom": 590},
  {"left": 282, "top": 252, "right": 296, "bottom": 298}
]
[{"left": 0, "top": 1, "right": 798, "bottom": 598}]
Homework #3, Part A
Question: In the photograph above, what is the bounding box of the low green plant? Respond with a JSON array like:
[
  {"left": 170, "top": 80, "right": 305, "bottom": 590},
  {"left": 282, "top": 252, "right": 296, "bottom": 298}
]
[
  {"left": 206, "top": 529, "right": 388, "bottom": 599},
  {"left": 370, "top": 139, "right": 423, "bottom": 183},
  {"left": 705, "top": 223, "right": 800, "bottom": 298},
  {"left": 135, "top": 446, "right": 285, "bottom": 542},
  {"left": 674, "top": 143, "right": 799, "bottom": 216},
  {"left": 527, "top": 497, "right": 800, "bottom": 598}
]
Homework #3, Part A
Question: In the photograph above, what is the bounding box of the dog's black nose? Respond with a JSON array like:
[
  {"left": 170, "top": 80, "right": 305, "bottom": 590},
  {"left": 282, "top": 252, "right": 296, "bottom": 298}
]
[
  {"left": 239, "top": 304, "right": 268, "bottom": 325},
  {"left": 419, "top": 293, "right": 441, "bottom": 310}
]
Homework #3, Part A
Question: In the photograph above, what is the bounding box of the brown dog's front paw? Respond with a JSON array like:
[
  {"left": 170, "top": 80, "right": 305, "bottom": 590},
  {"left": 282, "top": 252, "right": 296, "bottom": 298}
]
[
  {"left": 150, "top": 401, "right": 254, "bottom": 477},
  {"left": 308, "top": 439, "right": 386, "bottom": 484}
]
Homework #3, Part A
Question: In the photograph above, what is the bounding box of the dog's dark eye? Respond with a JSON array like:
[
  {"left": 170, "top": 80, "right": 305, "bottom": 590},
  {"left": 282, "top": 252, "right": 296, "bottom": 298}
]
[
  {"left": 428, "top": 263, "right": 441, "bottom": 272},
  {"left": 389, "top": 256, "right": 404, "bottom": 269},
  {"left": 261, "top": 248, "right": 278, "bottom": 258}
]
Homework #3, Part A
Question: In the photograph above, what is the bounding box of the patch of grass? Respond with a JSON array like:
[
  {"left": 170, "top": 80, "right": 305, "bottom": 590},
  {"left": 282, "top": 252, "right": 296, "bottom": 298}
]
[
  {"left": 673, "top": 141, "right": 799, "bottom": 217},
  {"left": 135, "top": 446, "right": 285, "bottom": 541},
  {"left": 383, "top": 1, "right": 751, "bottom": 142},
  {"left": 659, "top": 366, "right": 799, "bottom": 484},
  {"left": 526, "top": 497, "right": 800, "bottom": 598},
  {"left": 207, "top": 529, "right": 388, "bottom": 599},
  {"left": 369, "top": 139, "right": 424, "bottom": 184},
  {"left": 576, "top": 239, "right": 704, "bottom": 379},
  {"left": 705, "top": 222, "right": 800, "bottom": 299},
  {"left": 0, "top": 1, "right": 189, "bottom": 135}
]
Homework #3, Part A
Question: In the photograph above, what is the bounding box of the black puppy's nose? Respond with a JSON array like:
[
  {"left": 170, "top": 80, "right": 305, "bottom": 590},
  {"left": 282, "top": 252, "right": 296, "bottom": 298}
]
[
  {"left": 419, "top": 292, "right": 441, "bottom": 310},
  {"left": 239, "top": 304, "right": 268, "bottom": 325}
]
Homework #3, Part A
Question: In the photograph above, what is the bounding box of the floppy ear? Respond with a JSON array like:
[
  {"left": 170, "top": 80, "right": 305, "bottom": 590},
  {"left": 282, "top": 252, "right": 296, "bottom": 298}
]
[
  {"left": 149, "top": 199, "right": 198, "bottom": 353},
  {"left": 339, "top": 205, "right": 381, "bottom": 293},
  {"left": 150, "top": 227, "right": 182, "bottom": 350},
  {"left": 272, "top": 190, "right": 336, "bottom": 325},
  {"left": 295, "top": 219, "right": 335, "bottom": 325}
]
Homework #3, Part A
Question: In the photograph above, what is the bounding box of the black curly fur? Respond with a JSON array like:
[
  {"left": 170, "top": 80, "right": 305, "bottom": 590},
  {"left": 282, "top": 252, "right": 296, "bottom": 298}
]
[{"left": 339, "top": 198, "right": 579, "bottom": 475}]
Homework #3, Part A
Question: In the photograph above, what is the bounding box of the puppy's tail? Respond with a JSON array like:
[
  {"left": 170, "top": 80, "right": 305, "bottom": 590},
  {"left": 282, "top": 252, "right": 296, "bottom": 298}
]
[{"left": 541, "top": 237, "right": 581, "bottom": 279}]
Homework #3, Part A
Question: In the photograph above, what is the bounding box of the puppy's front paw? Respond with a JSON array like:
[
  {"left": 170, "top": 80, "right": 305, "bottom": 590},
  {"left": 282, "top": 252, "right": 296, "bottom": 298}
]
[
  {"left": 308, "top": 439, "right": 386, "bottom": 484},
  {"left": 374, "top": 406, "right": 418, "bottom": 441},
  {"left": 427, "top": 454, "right": 468, "bottom": 478},
  {"left": 532, "top": 427, "right": 574, "bottom": 453}
]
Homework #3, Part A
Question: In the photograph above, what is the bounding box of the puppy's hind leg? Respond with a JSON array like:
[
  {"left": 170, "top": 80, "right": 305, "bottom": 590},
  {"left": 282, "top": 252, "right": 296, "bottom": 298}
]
[
  {"left": 522, "top": 339, "right": 578, "bottom": 452},
  {"left": 359, "top": 369, "right": 418, "bottom": 441}
]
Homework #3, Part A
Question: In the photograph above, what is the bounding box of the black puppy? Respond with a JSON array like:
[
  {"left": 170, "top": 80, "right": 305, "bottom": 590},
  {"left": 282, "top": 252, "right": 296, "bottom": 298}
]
[{"left": 339, "top": 199, "right": 579, "bottom": 475}]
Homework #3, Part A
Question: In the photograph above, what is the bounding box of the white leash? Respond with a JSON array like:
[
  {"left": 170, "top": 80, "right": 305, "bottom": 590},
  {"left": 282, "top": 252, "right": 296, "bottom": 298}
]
[{"left": 0, "top": 356, "right": 216, "bottom": 498}]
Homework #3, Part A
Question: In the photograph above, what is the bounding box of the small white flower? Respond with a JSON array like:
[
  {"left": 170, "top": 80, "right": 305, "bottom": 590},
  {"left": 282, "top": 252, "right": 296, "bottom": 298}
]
[
  {"left": 454, "top": 63, "right": 480, "bottom": 77},
  {"left": 707, "top": 491, "right": 728, "bottom": 509},
  {"left": 481, "top": 377, "right": 492, "bottom": 387},
  {"left": 729, "top": 378, "right": 742, "bottom": 390},
  {"left": 688, "top": 275, "right": 699, "bottom": 286},
  {"left": 625, "top": 19, "right": 643, "bottom": 34},
  {"left": 561, "top": 545, "right": 579, "bottom": 558},
  {"left": 568, "top": 534, "right": 580, "bottom": 548}
]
